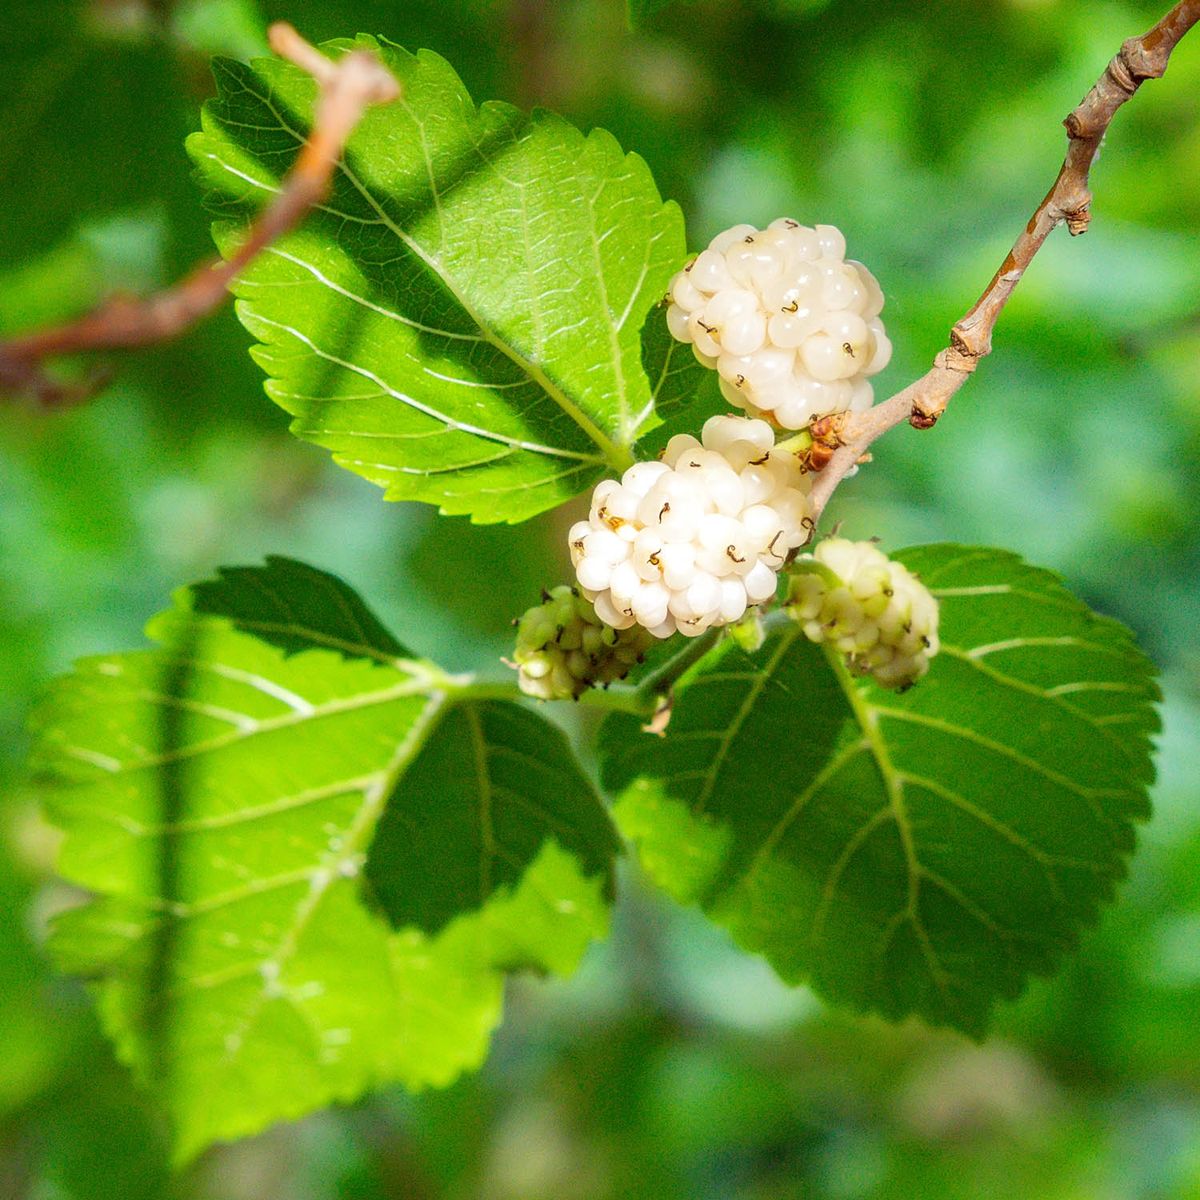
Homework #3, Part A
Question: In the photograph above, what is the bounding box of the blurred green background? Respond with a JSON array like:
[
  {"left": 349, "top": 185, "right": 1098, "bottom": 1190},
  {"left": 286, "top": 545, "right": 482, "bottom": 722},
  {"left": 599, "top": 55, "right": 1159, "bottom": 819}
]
[{"left": 2, "top": 0, "right": 1199, "bottom": 1195}]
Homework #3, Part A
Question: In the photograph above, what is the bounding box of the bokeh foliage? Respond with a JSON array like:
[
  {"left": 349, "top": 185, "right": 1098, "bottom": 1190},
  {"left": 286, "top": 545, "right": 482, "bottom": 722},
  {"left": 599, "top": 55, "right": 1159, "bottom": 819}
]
[{"left": 2, "top": 0, "right": 1199, "bottom": 1196}]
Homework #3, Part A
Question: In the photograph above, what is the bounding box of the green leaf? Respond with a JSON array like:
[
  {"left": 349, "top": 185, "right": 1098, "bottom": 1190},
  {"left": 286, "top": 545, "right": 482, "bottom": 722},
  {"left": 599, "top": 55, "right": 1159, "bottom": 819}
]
[
  {"left": 189, "top": 554, "right": 407, "bottom": 659},
  {"left": 187, "top": 38, "right": 686, "bottom": 522},
  {"left": 31, "top": 559, "right": 616, "bottom": 1161},
  {"left": 365, "top": 700, "right": 619, "bottom": 936},
  {"left": 601, "top": 545, "right": 1160, "bottom": 1035}
]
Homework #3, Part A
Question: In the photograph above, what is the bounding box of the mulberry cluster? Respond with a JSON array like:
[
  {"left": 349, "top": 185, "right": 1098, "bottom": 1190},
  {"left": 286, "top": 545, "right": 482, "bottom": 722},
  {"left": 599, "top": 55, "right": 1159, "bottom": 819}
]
[
  {"left": 569, "top": 415, "right": 812, "bottom": 639},
  {"left": 786, "top": 538, "right": 939, "bottom": 690},
  {"left": 512, "top": 586, "right": 654, "bottom": 700},
  {"left": 665, "top": 218, "right": 892, "bottom": 429}
]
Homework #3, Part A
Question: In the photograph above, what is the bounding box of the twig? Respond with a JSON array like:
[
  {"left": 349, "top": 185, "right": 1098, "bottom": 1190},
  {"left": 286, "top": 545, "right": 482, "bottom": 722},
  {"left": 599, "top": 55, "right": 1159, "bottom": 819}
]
[
  {"left": 808, "top": 0, "right": 1200, "bottom": 523},
  {"left": 0, "top": 23, "right": 400, "bottom": 408},
  {"left": 508, "top": 0, "right": 557, "bottom": 109}
]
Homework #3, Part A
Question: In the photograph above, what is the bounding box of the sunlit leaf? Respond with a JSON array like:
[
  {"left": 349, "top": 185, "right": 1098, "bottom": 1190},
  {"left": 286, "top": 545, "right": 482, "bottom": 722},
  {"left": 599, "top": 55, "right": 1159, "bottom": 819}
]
[
  {"left": 188, "top": 38, "right": 686, "bottom": 521},
  {"left": 32, "top": 558, "right": 615, "bottom": 1160},
  {"left": 602, "top": 545, "right": 1159, "bottom": 1035}
]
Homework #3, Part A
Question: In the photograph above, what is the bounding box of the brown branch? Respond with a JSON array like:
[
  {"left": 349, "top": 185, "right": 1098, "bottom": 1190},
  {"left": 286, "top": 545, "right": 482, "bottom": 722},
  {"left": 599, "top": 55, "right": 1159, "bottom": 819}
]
[
  {"left": 808, "top": 0, "right": 1200, "bottom": 523},
  {"left": 0, "top": 22, "right": 400, "bottom": 408},
  {"left": 508, "top": 0, "right": 557, "bottom": 109}
]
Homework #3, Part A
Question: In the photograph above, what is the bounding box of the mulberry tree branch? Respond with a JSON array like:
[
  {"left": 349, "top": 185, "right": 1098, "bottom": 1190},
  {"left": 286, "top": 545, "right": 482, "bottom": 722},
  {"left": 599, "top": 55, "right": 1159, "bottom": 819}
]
[
  {"left": 808, "top": 0, "right": 1200, "bottom": 523},
  {"left": 0, "top": 23, "right": 400, "bottom": 408}
]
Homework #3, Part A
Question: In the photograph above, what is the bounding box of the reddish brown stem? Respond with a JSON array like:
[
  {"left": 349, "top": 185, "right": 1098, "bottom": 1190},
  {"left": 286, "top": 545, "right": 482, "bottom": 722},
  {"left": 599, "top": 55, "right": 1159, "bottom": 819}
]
[
  {"left": 809, "top": 0, "right": 1200, "bottom": 523},
  {"left": 0, "top": 22, "right": 400, "bottom": 408}
]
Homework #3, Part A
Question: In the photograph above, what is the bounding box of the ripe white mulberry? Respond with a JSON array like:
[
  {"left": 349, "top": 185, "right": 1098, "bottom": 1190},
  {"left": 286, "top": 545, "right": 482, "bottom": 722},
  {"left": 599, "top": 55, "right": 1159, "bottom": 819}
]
[
  {"left": 512, "top": 586, "right": 654, "bottom": 700},
  {"left": 786, "top": 538, "right": 939, "bottom": 689},
  {"left": 665, "top": 218, "right": 892, "bottom": 430},
  {"left": 569, "top": 415, "right": 813, "bottom": 639}
]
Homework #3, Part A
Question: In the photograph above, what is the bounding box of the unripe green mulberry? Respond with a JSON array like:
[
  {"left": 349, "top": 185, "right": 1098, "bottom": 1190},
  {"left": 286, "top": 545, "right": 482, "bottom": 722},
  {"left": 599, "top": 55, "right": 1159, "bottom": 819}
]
[
  {"left": 511, "top": 586, "right": 654, "bottom": 700},
  {"left": 786, "top": 539, "right": 939, "bottom": 689}
]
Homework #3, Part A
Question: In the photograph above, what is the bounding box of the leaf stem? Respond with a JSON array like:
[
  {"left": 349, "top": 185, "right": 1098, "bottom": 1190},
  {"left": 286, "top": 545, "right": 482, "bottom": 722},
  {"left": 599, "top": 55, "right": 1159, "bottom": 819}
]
[
  {"left": 443, "top": 673, "right": 660, "bottom": 716},
  {"left": 448, "top": 630, "right": 725, "bottom": 716},
  {"left": 633, "top": 628, "right": 721, "bottom": 702},
  {"left": 775, "top": 430, "right": 814, "bottom": 458},
  {"left": 580, "top": 686, "right": 660, "bottom": 716},
  {"left": 444, "top": 677, "right": 523, "bottom": 703}
]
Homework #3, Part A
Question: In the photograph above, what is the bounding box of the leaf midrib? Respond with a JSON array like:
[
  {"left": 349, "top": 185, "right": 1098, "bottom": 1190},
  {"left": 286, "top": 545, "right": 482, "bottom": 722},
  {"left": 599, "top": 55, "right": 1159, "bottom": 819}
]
[
  {"left": 207, "top": 687, "right": 451, "bottom": 1072},
  {"left": 78, "top": 677, "right": 433, "bottom": 777},
  {"left": 691, "top": 629, "right": 800, "bottom": 816},
  {"left": 820, "top": 646, "right": 952, "bottom": 1001},
  {"left": 240, "top": 74, "right": 636, "bottom": 473}
]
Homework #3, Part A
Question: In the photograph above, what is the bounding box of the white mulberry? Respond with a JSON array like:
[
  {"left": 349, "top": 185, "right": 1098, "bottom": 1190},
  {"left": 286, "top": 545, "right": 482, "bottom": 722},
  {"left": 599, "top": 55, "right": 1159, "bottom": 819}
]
[
  {"left": 511, "top": 586, "right": 653, "bottom": 700},
  {"left": 786, "top": 538, "right": 939, "bottom": 689},
  {"left": 569, "top": 415, "right": 813, "bottom": 639},
  {"left": 665, "top": 218, "right": 892, "bottom": 430}
]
